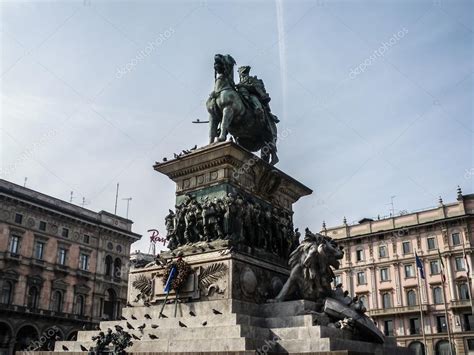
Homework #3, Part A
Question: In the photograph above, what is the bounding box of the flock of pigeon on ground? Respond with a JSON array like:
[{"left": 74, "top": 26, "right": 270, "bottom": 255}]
[{"left": 61, "top": 302, "right": 224, "bottom": 351}]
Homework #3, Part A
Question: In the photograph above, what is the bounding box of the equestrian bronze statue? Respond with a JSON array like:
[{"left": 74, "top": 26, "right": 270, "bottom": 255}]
[{"left": 206, "top": 54, "right": 279, "bottom": 165}]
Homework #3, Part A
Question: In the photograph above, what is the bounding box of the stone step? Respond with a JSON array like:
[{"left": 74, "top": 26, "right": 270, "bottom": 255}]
[
  {"left": 56, "top": 338, "right": 258, "bottom": 352},
  {"left": 77, "top": 325, "right": 270, "bottom": 342},
  {"left": 122, "top": 299, "right": 316, "bottom": 320},
  {"left": 122, "top": 299, "right": 242, "bottom": 319},
  {"left": 263, "top": 314, "right": 315, "bottom": 328},
  {"left": 272, "top": 338, "right": 394, "bottom": 354},
  {"left": 268, "top": 325, "right": 351, "bottom": 340},
  {"left": 100, "top": 313, "right": 248, "bottom": 330}
]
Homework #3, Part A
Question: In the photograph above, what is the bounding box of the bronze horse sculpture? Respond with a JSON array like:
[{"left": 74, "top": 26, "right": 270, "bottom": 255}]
[{"left": 206, "top": 54, "right": 279, "bottom": 165}]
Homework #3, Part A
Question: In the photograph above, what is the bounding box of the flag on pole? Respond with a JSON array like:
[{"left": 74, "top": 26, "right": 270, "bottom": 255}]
[
  {"left": 438, "top": 250, "right": 446, "bottom": 283},
  {"left": 415, "top": 252, "right": 425, "bottom": 279},
  {"left": 164, "top": 265, "right": 177, "bottom": 293}
]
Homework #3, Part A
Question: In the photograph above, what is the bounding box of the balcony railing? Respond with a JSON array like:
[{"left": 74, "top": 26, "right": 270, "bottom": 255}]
[
  {"left": 451, "top": 299, "right": 471, "bottom": 308},
  {"left": 369, "top": 304, "right": 428, "bottom": 316}
]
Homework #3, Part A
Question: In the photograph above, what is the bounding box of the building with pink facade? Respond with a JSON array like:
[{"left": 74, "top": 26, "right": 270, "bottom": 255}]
[
  {"left": 323, "top": 188, "right": 474, "bottom": 355},
  {"left": 0, "top": 179, "right": 141, "bottom": 354}
]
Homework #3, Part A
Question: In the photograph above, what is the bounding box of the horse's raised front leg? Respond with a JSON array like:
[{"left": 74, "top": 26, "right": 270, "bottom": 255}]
[
  {"left": 209, "top": 113, "right": 219, "bottom": 144},
  {"left": 218, "top": 106, "right": 233, "bottom": 142}
]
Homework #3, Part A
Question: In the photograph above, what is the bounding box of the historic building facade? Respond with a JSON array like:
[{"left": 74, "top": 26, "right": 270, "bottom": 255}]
[
  {"left": 0, "top": 179, "right": 141, "bottom": 354},
  {"left": 323, "top": 188, "right": 474, "bottom": 355}
]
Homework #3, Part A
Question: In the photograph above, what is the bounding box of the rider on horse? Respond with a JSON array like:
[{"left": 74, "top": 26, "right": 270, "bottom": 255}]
[{"left": 236, "top": 66, "right": 279, "bottom": 148}]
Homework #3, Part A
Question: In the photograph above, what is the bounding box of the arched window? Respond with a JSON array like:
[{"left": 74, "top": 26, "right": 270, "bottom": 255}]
[
  {"left": 114, "top": 258, "right": 122, "bottom": 279},
  {"left": 433, "top": 287, "right": 443, "bottom": 304},
  {"left": 407, "top": 290, "right": 417, "bottom": 306},
  {"left": 105, "top": 255, "right": 113, "bottom": 276},
  {"left": 27, "top": 286, "right": 39, "bottom": 309},
  {"left": 408, "top": 341, "right": 425, "bottom": 355},
  {"left": 104, "top": 288, "right": 117, "bottom": 320},
  {"left": 382, "top": 292, "right": 392, "bottom": 308},
  {"left": 1, "top": 281, "right": 13, "bottom": 304},
  {"left": 52, "top": 290, "right": 63, "bottom": 312},
  {"left": 75, "top": 295, "right": 85, "bottom": 316},
  {"left": 435, "top": 340, "right": 451, "bottom": 355}
]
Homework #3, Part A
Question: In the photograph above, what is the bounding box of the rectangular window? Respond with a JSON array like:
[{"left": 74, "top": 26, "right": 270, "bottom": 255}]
[
  {"left": 452, "top": 233, "right": 461, "bottom": 246},
  {"left": 427, "top": 237, "right": 436, "bottom": 250},
  {"left": 455, "top": 257, "right": 465, "bottom": 271},
  {"left": 58, "top": 248, "right": 67, "bottom": 266},
  {"left": 356, "top": 249, "right": 364, "bottom": 262},
  {"left": 468, "top": 338, "right": 474, "bottom": 350},
  {"left": 39, "top": 221, "right": 47, "bottom": 231},
  {"left": 430, "top": 260, "right": 440, "bottom": 275},
  {"left": 14, "top": 213, "right": 23, "bottom": 224},
  {"left": 402, "top": 241, "right": 411, "bottom": 254},
  {"left": 9, "top": 235, "right": 20, "bottom": 254},
  {"left": 380, "top": 268, "right": 390, "bottom": 281},
  {"left": 409, "top": 318, "right": 420, "bottom": 335},
  {"left": 437, "top": 315, "right": 447, "bottom": 333},
  {"left": 79, "top": 253, "right": 89, "bottom": 271},
  {"left": 404, "top": 264, "right": 415, "bottom": 278},
  {"left": 459, "top": 284, "right": 470, "bottom": 300},
  {"left": 464, "top": 314, "right": 474, "bottom": 332},
  {"left": 83, "top": 235, "right": 90, "bottom": 244},
  {"left": 379, "top": 245, "right": 387, "bottom": 258},
  {"left": 383, "top": 320, "right": 394, "bottom": 336},
  {"left": 61, "top": 228, "right": 69, "bottom": 238},
  {"left": 334, "top": 275, "right": 342, "bottom": 286},
  {"left": 357, "top": 272, "right": 366, "bottom": 285},
  {"left": 34, "top": 241, "right": 45, "bottom": 260}
]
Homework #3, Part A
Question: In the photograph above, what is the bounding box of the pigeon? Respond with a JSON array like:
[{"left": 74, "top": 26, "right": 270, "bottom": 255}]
[
  {"left": 190, "top": 145, "right": 197, "bottom": 150},
  {"left": 132, "top": 334, "right": 140, "bottom": 340},
  {"left": 202, "top": 321, "right": 207, "bottom": 326},
  {"left": 212, "top": 309, "right": 222, "bottom": 315},
  {"left": 127, "top": 302, "right": 133, "bottom": 307},
  {"left": 115, "top": 325, "right": 123, "bottom": 332},
  {"left": 62, "top": 345, "right": 69, "bottom": 351},
  {"left": 144, "top": 314, "right": 152, "bottom": 319},
  {"left": 179, "top": 321, "right": 187, "bottom": 328},
  {"left": 162, "top": 157, "right": 168, "bottom": 162},
  {"left": 149, "top": 334, "right": 159, "bottom": 340},
  {"left": 138, "top": 323, "right": 146, "bottom": 331},
  {"left": 95, "top": 325, "right": 101, "bottom": 330},
  {"left": 80, "top": 345, "right": 88, "bottom": 351},
  {"left": 126, "top": 322, "right": 134, "bottom": 330},
  {"left": 160, "top": 313, "right": 168, "bottom": 319},
  {"left": 151, "top": 324, "right": 159, "bottom": 329},
  {"left": 189, "top": 311, "right": 196, "bottom": 317},
  {"left": 144, "top": 301, "right": 151, "bottom": 307},
  {"left": 131, "top": 315, "right": 137, "bottom": 320},
  {"left": 120, "top": 316, "right": 127, "bottom": 320}
]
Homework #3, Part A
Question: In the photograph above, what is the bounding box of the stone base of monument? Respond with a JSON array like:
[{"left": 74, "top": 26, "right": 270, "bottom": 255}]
[
  {"left": 45, "top": 252, "right": 411, "bottom": 355},
  {"left": 51, "top": 298, "right": 410, "bottom": 354}
]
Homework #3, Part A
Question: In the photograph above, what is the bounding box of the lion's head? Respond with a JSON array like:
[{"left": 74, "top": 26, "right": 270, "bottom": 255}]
[{"left": 288, "top": 230, "right": 344, "bottom": 282}]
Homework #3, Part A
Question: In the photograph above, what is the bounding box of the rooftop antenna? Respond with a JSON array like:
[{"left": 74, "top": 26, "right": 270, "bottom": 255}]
[
  {"left": 114, "top": 183, "right": 119, "bottom": 215},
  {"left": 80, "top": 197, "right": 90, "bottom": 207},
  {"left": 70, "top": 191, "right": 74, "bottom": 203},
  {"left": 23, "top": 177, "right": 28, "bottom": 187},
  {"left": 122, "top": 197, "right": 132, "bottom": 218},
  {"left": 387, "top": 195, "right": 396, "bottom": 217}
]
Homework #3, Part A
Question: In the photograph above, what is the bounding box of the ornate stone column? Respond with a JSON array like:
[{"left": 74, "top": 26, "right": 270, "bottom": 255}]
[{"left": 394, "top": 262, "right": 402, "bottom": 306}]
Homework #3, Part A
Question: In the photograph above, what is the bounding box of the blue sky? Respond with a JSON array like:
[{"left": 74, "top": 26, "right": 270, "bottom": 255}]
[{"left": 1, "top": 0, "right": 473, "bottom": 253}]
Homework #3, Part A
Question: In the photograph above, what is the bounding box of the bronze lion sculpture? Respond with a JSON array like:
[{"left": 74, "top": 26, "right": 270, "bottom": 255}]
[{"left": 269, "top": 229, "right": 344, "bottom": 302}]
